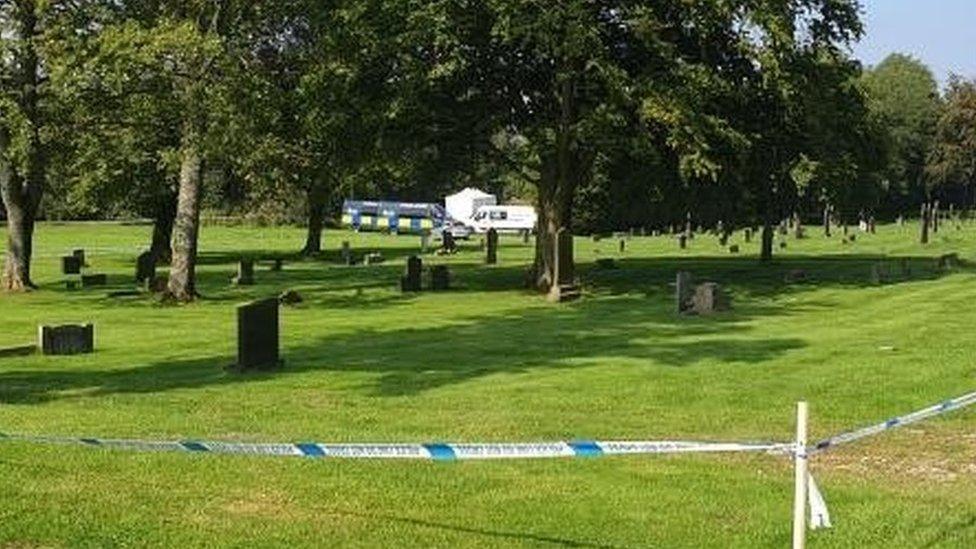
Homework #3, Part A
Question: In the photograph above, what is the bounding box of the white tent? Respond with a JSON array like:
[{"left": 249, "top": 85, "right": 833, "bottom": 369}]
[{"left": 445, "top": 188, "right": 497, "bottom": 222}]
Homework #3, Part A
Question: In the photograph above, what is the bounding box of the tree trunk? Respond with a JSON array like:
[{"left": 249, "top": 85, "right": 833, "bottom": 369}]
[
  {"left": 301, "top": 185, "right": 328, "bottom": 256},
  {"left": 823, "top": 205, "right": 831, "bottom": 237},
  {"left": 761, "top": 220, "right": 774, "bottom": 262},
  {"left": 1, "top": 191, "right": 37, "bottom": 291},
  {"left": 166, "top": 140, "right": 203, "bottom": 302},
  {"left": 920, "top": 203, "right": 930, "bottom": 244}
]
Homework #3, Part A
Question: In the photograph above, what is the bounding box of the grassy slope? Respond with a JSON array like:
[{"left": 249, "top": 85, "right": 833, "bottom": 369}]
[{"left": 1, "top": 221, "right": 974, "bottom": 547}]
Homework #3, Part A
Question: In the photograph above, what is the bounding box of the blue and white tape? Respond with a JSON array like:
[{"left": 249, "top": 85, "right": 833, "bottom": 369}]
[
  {"left": 812, "top": 389, "right": 976, "bottom": 454},
  {"left": 0, "top": 432, "right": 791, "bottom": 461}
]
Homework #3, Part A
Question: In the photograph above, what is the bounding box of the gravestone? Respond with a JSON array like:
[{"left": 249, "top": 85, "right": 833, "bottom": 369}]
[
  {"left": 719, "top": 233, "right": 729, "bottom": 246},
  {"left": 744, "top": 228, "right": 753, "bottom": 243},
  {"left": 364, "top": 252, "right": 384, "bottom": 265},
  {"left": 691, "top": 283, "right": 730, "bottom": 315},
  {"left": 486, "top": 228, "right": 499, "bottom": 264},
  {"left": 62, "top": 255, "right": 82, "bottom": 275},
  {"left": 136, "top": 252, "right": 156, "bottom": 284},
  {"left": 729, "top": 245, "right": 740, "bottom": 254},
  {"left": 81, "top": 274, "right": 107, "bottom": 288},
  {"left": 779, "top": 241, "right": 787, "bottom": 249},
  {"left": 675, "top": 272, "right": 694, "bottom": 314},
  {"left": 430, "top": 265, "right": 450, "bottom": 291},
  {"left": 547, "top": 228, "right": 580, "bottom": 302},
  {"left": 233, "top": 259, "right": 255, "bottom": 286},
  {"left": 618, "top": 239, "right": 626, "bottom": 253},
  {"left": 522, "top": 230, "right": 531, "bottom": 244},
  {"left": 401, "top": 256, "right": 423, "bottom": 292},
  {"left": 233, "top": 298, "right": 282, "bottom": 371},
  {"left": 72, "top": 249, "right": 86, "bottom": 266},
  {"left": 38, "top": 324, "right": 94, "bottom": 356},
  {"left": 341, "top": 241, "right": 352, "bottom": 265},
  {"left": 65, "top": 280, "right": 79, "bottom": 291},
  {"left": 421, "top": 232, "right": 431, "bottom": 253},
  {"left": 442, "top": 231, "right": 457, "bottom": 254},
  {"left": 145, "top": 276, "right": 168, "bottom": 294},
  {"left": 678, "top": 234, "right": 687, "bottom": 249}
]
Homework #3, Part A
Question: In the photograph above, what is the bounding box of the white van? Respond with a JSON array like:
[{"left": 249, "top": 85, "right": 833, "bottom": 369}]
[{"left": 468, "top": 205, "right": 538, "bottom": 233}]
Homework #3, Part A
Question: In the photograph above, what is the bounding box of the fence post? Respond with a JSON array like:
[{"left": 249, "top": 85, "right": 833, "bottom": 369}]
[{"left": 792, "top": 401, "right": 809, "bottom": 549}]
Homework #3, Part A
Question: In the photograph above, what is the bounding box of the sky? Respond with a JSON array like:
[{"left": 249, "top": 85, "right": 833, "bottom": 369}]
[{"left": 853, "top": 0, "right": 976, "bottom": 85}]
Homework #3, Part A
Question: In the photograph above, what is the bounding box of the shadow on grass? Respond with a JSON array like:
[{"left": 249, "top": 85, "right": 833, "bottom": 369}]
[{"left": 0, "top": 295, "right": 803, "bottom": 404}]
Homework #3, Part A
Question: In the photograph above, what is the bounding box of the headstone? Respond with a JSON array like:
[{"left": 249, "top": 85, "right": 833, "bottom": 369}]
[
  {"left": 729, "top": 245, "right": 740, "bottom": 254},
  {"left": 81, "top": 274, "right": 107, "bottom": 288},
  {"left": 779, "top": 241, "right": 788, "bottom": 249},
  {"left": 430, "top": 265, "right": 450, "bottom": 291},
  {"left": 136, "top": 252, "right": 156, "bottom": 284},
  {"left": 341, "top": 241, "right": 352, "bottom": 265},
  {"left": 38, "top": 324, "right": 94, "bottom": 356},
  {"left": 233, "top": 298, "right": 282, "bottom": 371},
  {"left": 65, "top": 280, "right": 79, "bottom": 291},
  {"left": 675, "top": 272, "right": 694, "bottom": 314},
  {"left": 279, "top": 290, "right": 303, "bottom": 305},
  {"left": 744, "top": 228, "right": 752, "bottom": 243},
  {"left": 442, "top": 231, "right": 456, "bottom": 254},
  {"left": 691, "top": 283, "right": 730, "bottom": 315},
  {"left": 72, "top": 249, "right": 86, "bottom": 267},
  {"left": 62, "top": 255, "right": 82, "bottom": 275},
  {"left": 401, "top": 256, "right": 423, "bottom": 292},
  {"left": 678, "top": 234, "right": 687, "bottom": 249},
  {"left": 719, "top": 233, "right": 728, "bottom": 246},
  {"left": 364, "top": 252, "right": 385, "bottom": 265},
  {"left": 233, "top": 259, "right": 255, "bottom": 286},
  {"left": 522, "top": 230, "right": 530, "bottom": 244},
  {"left": 618, "top": 239, "right": 626, "bottom": 253},
  {"left": 868, "top": 216, "right": 876, "bottom": 234},
  {"left": 145, "top": 276, "right": 168, "bottom": 294},
  {"left": 547, "top": 228, "right": 580, "bottom": 303},
  {"left": 421, "top": 232, "right": 431, "bottom": 253},
  {"left": 486, "top": 228, "right": 499, "bottom": 265}
]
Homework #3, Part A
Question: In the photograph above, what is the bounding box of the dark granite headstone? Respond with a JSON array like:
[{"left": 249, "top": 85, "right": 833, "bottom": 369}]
[
  {"left": 81, "top": 274, "right": 107, "bottom": 288},
  {"left": 729, "top": 245, "right": 740, "bottom": 254},
  {"left": 678, "top": 234, "right": 687, "bottom": 249},
  {"left": 442, "top": 231, "right": 457, "bottom": 254},
  {"left": 675, "top": 272, "right": 694, "bottom": 314},
  {"left": 72, "top": 249, "right": 86, "bottom": 266},
  {"left": 430, "top": 265, "right": 450, "bottom": 291},
  {"left": 744, "top": 228, "right": 753, "bottom": 243},
  {"left": 136, "top": 252, "right": 156, "bottom": 284},
  {"left": 401, "top": 256, "right": 423, "bottom": 292},
  {"left": 62, "top": 255, "right": 82, "bottom": 275},
  {"left": 234, "top": 298, "right": 281, "bottom": 371},
  {"left": 618, "top": 239, "right": 626, "bottom": 253},
  {"left": 233, "top": 260, "right": 255, "bottom": 286},
  {"left": 38, "top": 324, "right": 94, "bottom": 356},
  {"left": 486, "top": 228, "right": 499, "bottom": 265}
]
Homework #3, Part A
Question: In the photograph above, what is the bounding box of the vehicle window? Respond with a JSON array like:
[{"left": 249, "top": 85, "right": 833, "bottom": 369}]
[{"left": 490, "top": 211, "right": 508, "bottom": 221}]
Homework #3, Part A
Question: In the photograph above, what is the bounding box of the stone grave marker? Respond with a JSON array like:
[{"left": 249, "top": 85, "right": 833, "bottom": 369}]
[
  {"left": 364, "top": 252, "right": 384, "bottom": 265},
  {"left": 233, "top": 298, "right": 282, "bottom": 371},
  {"left": 72, "top": 249, "right": 86, "bottom": 266},
  {"left": 691, "top": 283, "right": 729, "bottom": 315},
  {"left": 431, "top": 265, "right": 450, "bottom": 291},
  {"left": 38, "top": 324, "right": 94, "bottom": 356},
  {"left": 618, "top": 239, "right": 626, "bottom": 253},
  {"left": 729, "top": 245, "right": 740, "bottom": 254},
  {"left": 678, "top": 234, "right": 688, "bottom": 249},
  {"left": 442, "top": 231, "right": 457, "bottom": 254},
  {"left": 341, "top": 241, "right": 352, "bottom": 265},
  {"left": 401, "top": 256, "right": 423, "bottom": 292},
  {"left": 421, "top": 232, "right": 431, "bottom": 253},
  {"left": 233, "top": 259, "right": 255, "bottom": 285},
  {"left": 136, "top": 252, "right": 156, "bottom": 284},
  {"left": 675, "top": 272, "right": 694, "bottom": 314},
  {"left": 486, "top": 228, "right": 499, "bottom": 264},
  {"left": 81, "top": 274, "right": 107, "bottom": 288},
  {"left": 522, "top": 230, "right": 531, "bottom": 244},
  {"left": 62, "top": 255, "right": 82, "bottom": 275},
  {"left": 744, "top": 228, "right": 752, "bottom": 243}
]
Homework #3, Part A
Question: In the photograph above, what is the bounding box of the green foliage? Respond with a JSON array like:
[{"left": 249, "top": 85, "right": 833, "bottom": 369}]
[{"left": 928, "top": 77, "right": 976, "bottom": 193}]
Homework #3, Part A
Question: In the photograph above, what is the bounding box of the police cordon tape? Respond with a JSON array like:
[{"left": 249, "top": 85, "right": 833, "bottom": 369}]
[
  {"left": 811, "top": 388, "right": 976, "bottom": 454},
  {"left": 1, "top": 390, "right": 973, "bottom": 461},
  {"left": 0, "top": 434, "right": 792, "bottom": 460}
]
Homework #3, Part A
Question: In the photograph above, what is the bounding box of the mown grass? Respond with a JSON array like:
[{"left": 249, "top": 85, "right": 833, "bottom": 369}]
[{"left": 1, "top": 220, "right": 975, "bottom": 547}]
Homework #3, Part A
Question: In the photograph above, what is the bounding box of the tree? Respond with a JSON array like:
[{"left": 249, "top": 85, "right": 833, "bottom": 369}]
[
  {"left": 862, "top": 54, "right": 941, "bottom": 214},
  {"left": 928, "top": 77, "right": 976, "bottom": 204}
]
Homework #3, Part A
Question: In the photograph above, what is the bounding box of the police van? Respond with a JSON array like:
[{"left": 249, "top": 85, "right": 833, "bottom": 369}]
[{"left": 467, "top": 205, "right": 537, "bottom": 233}]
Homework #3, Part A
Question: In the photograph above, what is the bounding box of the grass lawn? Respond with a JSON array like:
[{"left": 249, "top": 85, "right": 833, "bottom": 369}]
[{"left": 1, "top": 220, "right": 975, "bottom": 547}]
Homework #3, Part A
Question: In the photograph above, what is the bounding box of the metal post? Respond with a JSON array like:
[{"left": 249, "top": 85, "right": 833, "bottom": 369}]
[{"left": 792, "top": 402, "right": 809, "bottom": 549}]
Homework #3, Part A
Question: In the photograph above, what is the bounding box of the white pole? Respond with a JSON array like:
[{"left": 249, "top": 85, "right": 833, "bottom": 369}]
[{"left": 793, "top": 401, "right": 809, "bottom": 549}]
